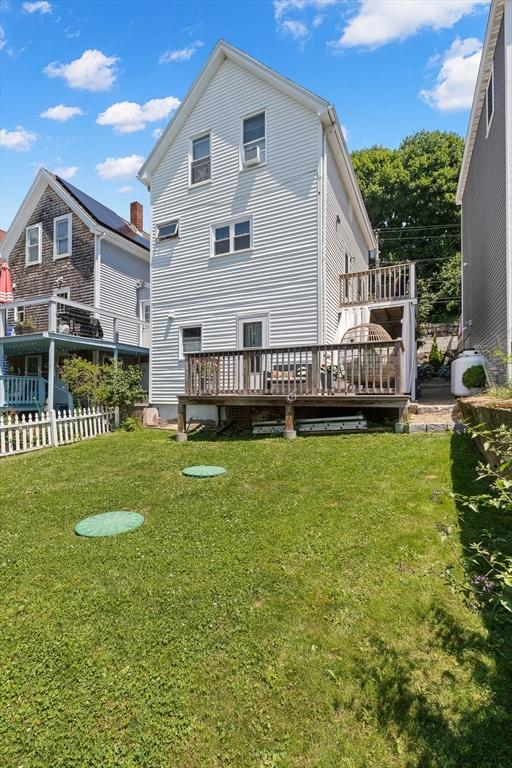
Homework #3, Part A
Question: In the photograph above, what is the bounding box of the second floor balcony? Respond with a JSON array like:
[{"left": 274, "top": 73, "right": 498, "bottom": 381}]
[
  {"left": 0, "top": 295, "right": 150, "bottom": 351},
  {"left": 340, "top": 262, "right": 416, "bottom": 307}
]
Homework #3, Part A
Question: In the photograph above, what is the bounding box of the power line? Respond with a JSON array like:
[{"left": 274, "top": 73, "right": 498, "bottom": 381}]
[{"left": 376, "top": 223, "right": 460, "bottom": 232}]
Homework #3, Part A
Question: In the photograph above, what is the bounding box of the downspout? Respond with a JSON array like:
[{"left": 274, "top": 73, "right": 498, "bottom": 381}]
[
  {"left": 505, "top": 0, "right": 512, "bottom": 363},
  {"left": 317, "top": 124, "right": 325, "bottom": 344},
  {"left": 93, "top": 231, "right": 106, "bottom": 310}
]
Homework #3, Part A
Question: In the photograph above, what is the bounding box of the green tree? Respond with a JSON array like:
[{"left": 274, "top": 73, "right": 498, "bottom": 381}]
[
  {"left": 351, "top": 130, "right": 464, "bottom": 322},
  {"left": 59, "top": 357, "right": 101, "bottom": 407},
  {"left": 60, "top": 357, "right": 145, "bottom": 411}
]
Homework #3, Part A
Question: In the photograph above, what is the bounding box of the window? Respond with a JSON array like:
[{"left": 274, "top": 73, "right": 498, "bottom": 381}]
[
  {"left": 25, "top": 355, "right": 42, "bottom": 376},
  {"left": 242, "top": 112, "right": 266, "bottom": 166},
  {"left": 486, "top": 66, "right": 494, "bottom": 135},
  {"left": 14, "top": 306, "right": 25, "bottom": 324},
  {"left": 157, "top": 220, "right": 179, "bottom": 240},
  {"left": 53, "top": 213, "right": 72, "bottom": 259},
  {"left": 190, "top": 133, "right": 211, "bottom": 185},
  {"left": 213, "top": 219, "right": 252, "bottom": 256},
  {"left": 181, "top": 326, "right": 202, "bottom": 357},
  {"left": 26, "top": 223, "right": 42, "bottom": 265},
  {"left": 54, "top": 287, "right": 70, "bottom": 312}
]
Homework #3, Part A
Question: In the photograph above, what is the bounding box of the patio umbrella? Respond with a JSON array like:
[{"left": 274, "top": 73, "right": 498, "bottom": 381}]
[{"left": 0, "top": 260, "right": 13, "bottom": 303}]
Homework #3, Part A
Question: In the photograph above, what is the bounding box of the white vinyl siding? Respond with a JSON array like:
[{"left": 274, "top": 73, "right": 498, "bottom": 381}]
[
  {"left": 25, "top": 223, "right": 42, "bottom": 265},
  {"left": 99, "top": 240, "right": 150, "bottom": 346},
  {"left": 323, "top": 140, "right": 369, "bottom": 342},
  {"left": 150, "top": 57, "right": 321, "bottom": 407}
]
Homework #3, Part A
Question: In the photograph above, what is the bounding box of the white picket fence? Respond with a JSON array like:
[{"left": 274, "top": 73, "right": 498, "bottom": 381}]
[{"left": 0, "top": 407, "right": 115, "bottom": 458}]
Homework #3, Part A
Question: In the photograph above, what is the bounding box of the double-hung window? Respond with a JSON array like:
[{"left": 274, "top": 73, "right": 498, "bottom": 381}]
[
  {"left": 213, "top": 219, "right": 252, "bottom": 256},
  {"left": 181, "top": 326, "right": 202, "bottom": 357},
  {"left": 26, "top": 223, "right": 42, "bottom": 265},
  {"left": 54, "top": 287, "right": 70, "bottom": 312},
  {"left": 53, "top": 213, "right": 72, "bottom": 259},
  {"left": 242, "top": 112, "right": 266, "bottom": 166},
  {"left": 190, "top": 133, "right": 211, "bottom": 185},
  {"left": 486, "top": 65, "right": 494, "bottom": 135}
]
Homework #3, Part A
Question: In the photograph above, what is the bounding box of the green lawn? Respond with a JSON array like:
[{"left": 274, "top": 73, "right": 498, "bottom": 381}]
[{"left": 1, "top": 430, "right": 510, "bottom": 767}]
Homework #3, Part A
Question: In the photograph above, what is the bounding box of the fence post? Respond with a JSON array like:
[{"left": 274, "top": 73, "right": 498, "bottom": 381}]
[{"left": 49, "top": 409, "right": 58, "bottom": 447}]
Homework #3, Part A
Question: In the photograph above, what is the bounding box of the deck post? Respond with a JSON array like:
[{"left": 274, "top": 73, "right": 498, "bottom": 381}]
[
  {"left": 176, "top": 401, "right": 188, "bottom": 442},
  {"left": 283, "top": 403, "right": 296, "bottom": 440},
  {"left": 47, "top": 338, "right": 55, "bottom": 413}
]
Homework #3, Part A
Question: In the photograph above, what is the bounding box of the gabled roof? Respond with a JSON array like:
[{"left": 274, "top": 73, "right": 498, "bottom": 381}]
[
  {"left": 0, "top": 169, "right": 149, "bottom": 261},
  {"left": 456, "top": 0, "right": 505, "bottom": 204},
  {"left": 138, "top": 40, "right": 376, "bottom": 250},
  {"left": 56, "top": 177, "right": 149, "bottom": 250}
]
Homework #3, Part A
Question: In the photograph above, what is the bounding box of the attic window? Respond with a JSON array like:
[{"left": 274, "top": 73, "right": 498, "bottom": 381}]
[
  {"left": 486, "top": 65, "right": 494, "bottom": 135},
  {"left": 190, "top": 134, "right": 211, "bottom": 185},
  {"left": 157, "top": 220, "right": 179, "bottom": 240},
  {"left": 242, "top": 112, "right": 266, "bottom": 167}
]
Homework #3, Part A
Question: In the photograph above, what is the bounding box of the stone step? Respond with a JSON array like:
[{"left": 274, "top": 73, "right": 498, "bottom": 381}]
[{"left": 416, "top": 404, "right": 458, "bottom": 415}]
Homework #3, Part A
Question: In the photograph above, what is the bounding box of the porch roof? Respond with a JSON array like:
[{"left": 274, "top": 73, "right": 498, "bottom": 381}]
[{"left": 0, "top": 331, "right": 149, "bottom": 357}]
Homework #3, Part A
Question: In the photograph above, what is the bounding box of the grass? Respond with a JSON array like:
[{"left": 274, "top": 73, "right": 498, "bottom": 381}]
[{"left": 0, "top": 429, "right": 510, "bottom": 767}]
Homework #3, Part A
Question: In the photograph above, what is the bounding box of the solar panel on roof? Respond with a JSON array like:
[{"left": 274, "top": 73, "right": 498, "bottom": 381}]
[{"left": 57, "top": 177, "right": 149, "bottom": 250}]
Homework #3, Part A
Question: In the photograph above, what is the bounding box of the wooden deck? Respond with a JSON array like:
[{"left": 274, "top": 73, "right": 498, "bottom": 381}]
[
  {"left": 339, "top": 262, "right": 415, "bottom": 307},
  {"left": 177, "top": 340, "right": 408, "bottom": 439}
]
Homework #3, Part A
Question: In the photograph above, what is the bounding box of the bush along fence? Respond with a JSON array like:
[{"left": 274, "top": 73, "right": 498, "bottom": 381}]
[{"left": 0, "top": 407, "right": 115, "bottom": 458}]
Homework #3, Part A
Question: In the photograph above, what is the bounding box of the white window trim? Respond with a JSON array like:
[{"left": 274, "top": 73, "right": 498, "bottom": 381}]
[
  {"left": 25, "top": 222, "right": 42, "bottom": 266},
  {"left": 486, "top": 63, "right": 495, "bottom": 137},
  {"left": 179, "top": 323, "right": 203, "bottom": 360},
  {"left": 25, "top": 354, "right": 42, "bottom": 377},
  {"left": 156, "top": 219, "right": 180, "bottom": 241},
  {"left": 14, "top": 305, "right": 25, "bottom": 323},
  {"left": 210, "top": 215, "right": 253, "bottom": 258},
  {"left": 53, "top": 213, "right": 72, "bottom": 260},
  {"left": 240, "top": 109, "right": 267, "bottom": 172},
  {"left": 236, "top": 312, "right": 270, "bottom": 349},
  {"left": 189, "top": 131, "right": 212, "bottom": 189}
]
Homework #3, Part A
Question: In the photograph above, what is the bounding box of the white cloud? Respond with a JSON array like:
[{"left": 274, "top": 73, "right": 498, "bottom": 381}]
[
  {"left": 44, "top": 49, "right": 118, "bottom": 91},
  {"left": 0, "top": 25, "right": 6, "bottom": 51},
  {"left": 65, "top": 27, "right": 80, "bottom": 39},
  {"left": 335, "top": 0, "right": 488, "bottom": 49},
  {"left": 159, "top": 40, "right": 204, "bottom": 63},
  {"left": 95, "top": 155, "right": 144, "bottom": 180},
  {"left": 117, "top": 185, "right": 133, "bottom": 193},
  {"left": 312, "top": 14, "right": 324, "bottom": 28},
  {"left": 97, "top": 96, "right": 180, "bottom": 134},
  {"left": 151, "top": 127, "right": 163, "bottom": 139},
  {"left": 53, "top": 165, "right": 78, "bottom": 179},
  {"left": 282, "top": 19, "right": 309, "bottom": 39},
  {"left": 274, "top": 0, "right": 338, "bottom": 20},
  {"left": 420, "top": 37, "right": 482, "bottom": 111},
  {"left": 40, "top": 104, "right": 84, "bottom": 121},
  {"left": 0, "top": 126, "right": 37, "bottom": 151},
  {"left": 23, "top": 1, "right": 52, "bottom": 13}
]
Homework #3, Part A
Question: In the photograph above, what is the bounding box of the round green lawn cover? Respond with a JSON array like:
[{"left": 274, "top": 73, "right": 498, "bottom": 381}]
[
  {"left": 182, "top": 465, "right": 226, "bottom": 478},
  {"left": 75, "top": 511, "right": 144, "bottom": 538}
]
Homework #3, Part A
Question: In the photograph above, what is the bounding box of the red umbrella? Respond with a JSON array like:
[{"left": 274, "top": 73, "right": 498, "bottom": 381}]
[{"left": 0, "top": 260, "right": 13, "bottom": 303}]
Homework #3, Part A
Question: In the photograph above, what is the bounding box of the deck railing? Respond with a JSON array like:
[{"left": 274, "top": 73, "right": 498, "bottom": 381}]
[
  {"left": 0, "top": 295, "right": 150, "bottom": 348},
  {"left": 340, "top": 262, "right": 415, "bottom": 307},
  {"left": 0, "top": 375, "right": 45, "bottom": 410},
  {"left": 185, "top": 340, "right": 404, "bottom": 398}
]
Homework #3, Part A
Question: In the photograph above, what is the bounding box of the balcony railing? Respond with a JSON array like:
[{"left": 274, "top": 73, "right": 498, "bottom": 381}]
[
  {"left": 340, "top": 262, "right": 416, "bottom": 307},
  {"left": 0, "top": 295, "right": 150, "bottom": 349},
  {"left": 185, "top": 340, "right": 404, "bottom": 398},
  {"left": 0, "top": 375, "right": 45, "bottom": 410}
]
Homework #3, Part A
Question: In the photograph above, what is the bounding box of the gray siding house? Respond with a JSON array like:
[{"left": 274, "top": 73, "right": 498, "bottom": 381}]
[
  {"left": 0, "top": 169, "right": 150, "bottom": 411},
  {"left": 457, "top": 0, "right": 512, "bottom": 355}
]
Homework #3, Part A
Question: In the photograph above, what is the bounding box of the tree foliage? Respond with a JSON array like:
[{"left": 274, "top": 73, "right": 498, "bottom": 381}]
[
  {"left": 351, "top": 130, "right": 464, "bottom": 322},
  {"left": 60, "top": 358, "right": 145, "bottom": 409}
]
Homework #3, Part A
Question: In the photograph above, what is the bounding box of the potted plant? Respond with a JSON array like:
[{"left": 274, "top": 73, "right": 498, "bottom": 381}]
[
  {"left": 320, "top": 362, "right": 339, "bottom": 390},
  {"left": 15, "top": 317, "right": 35, "bottom": 335}
]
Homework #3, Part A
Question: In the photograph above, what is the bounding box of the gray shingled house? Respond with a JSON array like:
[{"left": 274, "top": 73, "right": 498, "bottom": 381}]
[{"left": 457, "top": 0, "right": 512, "bottom": 357}]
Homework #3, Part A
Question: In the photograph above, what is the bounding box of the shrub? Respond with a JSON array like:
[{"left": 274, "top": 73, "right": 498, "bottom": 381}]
[
  {"left": 428, "top": 336, "right": 444, "bottom": 371},
  {"left": 462, "top": 364, "right": 486, "bottom": 389},
  {"left": 60, "top": 357, "right": 145, "bottom": 410}
]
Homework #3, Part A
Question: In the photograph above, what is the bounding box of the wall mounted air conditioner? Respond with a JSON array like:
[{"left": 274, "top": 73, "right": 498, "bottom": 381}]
[{"left": 243, "top": 145, "right": 261, "bottom": 168}]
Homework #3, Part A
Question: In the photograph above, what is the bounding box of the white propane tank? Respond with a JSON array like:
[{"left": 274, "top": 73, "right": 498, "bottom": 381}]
[{"left": 451, "top": 350, "right": 485, "bottom": 396}]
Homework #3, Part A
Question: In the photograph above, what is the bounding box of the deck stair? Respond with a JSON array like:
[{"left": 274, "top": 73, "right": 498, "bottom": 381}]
[{"left": 408, "top": 379, "right": 460, "bottom": 432}]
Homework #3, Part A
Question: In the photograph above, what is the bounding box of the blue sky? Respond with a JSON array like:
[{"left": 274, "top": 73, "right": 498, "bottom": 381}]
[{"left": 0, "top": 0, "right": 490, "bottom": 230}]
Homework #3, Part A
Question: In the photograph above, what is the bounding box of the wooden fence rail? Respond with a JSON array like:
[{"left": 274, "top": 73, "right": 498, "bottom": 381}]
[
  {"left": 185, "top": 340, "right": 404, "bottom": 398},
  {"left": 0, "top": 407, "right": 114, "bottom": 458}
]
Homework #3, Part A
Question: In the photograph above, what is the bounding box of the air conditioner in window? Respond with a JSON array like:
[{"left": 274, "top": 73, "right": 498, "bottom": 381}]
[{"left": 243, "top": 145, "right": 261, "bottom": 168}]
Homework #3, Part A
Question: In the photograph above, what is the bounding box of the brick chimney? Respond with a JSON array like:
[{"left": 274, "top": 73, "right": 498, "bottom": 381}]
[{"left": 130, "top": 201, "right": 143, "bottom": 231}]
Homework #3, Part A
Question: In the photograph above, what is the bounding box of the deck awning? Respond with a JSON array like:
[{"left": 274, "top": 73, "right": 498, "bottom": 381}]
[{"left": 0, "top": 332, "right": 149, "bottom": 357}]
